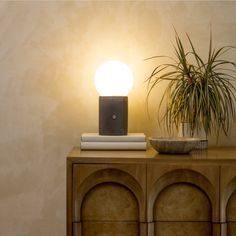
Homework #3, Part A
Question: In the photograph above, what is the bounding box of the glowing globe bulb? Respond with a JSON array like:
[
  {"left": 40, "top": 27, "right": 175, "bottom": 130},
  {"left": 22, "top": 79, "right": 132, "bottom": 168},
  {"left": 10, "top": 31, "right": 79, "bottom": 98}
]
[{"left": 94, "top": 60, "right": 134, "bottom": 96}]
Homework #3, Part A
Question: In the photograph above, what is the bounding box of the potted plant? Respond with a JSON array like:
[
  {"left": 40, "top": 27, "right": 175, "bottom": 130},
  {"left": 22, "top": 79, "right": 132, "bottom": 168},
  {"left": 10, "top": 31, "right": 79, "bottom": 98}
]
[{"left": 146, "top": 31, "right": 236, "bottom": 145}]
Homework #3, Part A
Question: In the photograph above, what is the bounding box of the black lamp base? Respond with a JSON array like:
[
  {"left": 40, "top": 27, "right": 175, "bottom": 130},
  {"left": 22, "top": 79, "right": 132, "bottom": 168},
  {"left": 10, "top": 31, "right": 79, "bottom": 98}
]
[{"left": 99, "top": 96, "right": 128, "bottom": 135}]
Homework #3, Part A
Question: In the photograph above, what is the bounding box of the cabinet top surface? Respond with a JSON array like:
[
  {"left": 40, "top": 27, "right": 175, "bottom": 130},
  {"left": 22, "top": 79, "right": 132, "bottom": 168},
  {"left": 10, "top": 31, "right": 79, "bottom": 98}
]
[{"left": 67, "top": 146, "right": 236, "bottom": 164}]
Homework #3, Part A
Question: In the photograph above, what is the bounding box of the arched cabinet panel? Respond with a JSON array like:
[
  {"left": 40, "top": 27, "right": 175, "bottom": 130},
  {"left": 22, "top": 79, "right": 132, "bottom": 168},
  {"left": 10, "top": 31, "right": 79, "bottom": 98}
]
[
  {"left": 154, "top": 183, "right": 211, "bottom": 221},
  {"left": 81, "top": 182, "right": 139, "bottom": 236},
  {"left": 147, "top": 164, "right": 219, "bottom": 236},
  {"left": 72, "top": 163, "right": 146, "bottom": 236},
  {"left": 147, "top": 164, "right": 219, "bottom": 222},
  {"left": 153, "top": 183, "right": 212, "bottom": 236},
  {"left": 221, "top": 165, "right": 236, "bottom": 236},
  {"left": 226, "top": 190, "right": 236, "bottom": 236},
  {"left": 82, "top": 182, "right": 139, "bottom": 221}
]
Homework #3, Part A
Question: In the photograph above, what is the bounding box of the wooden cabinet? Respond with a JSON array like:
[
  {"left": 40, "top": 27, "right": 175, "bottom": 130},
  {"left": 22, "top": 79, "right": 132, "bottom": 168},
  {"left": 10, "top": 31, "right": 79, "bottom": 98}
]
[{"left": 67, "top": 147, "right": 236, "bottom": 236}]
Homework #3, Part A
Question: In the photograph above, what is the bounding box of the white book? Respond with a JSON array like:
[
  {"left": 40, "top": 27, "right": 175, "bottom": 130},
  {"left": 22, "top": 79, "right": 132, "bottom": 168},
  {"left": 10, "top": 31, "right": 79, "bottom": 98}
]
[
  {"left": 81, "top": 133, "right": 146, "bottom": 142},
  {"left": 80, "top": 141, "right": 146, "bottom": 150}
]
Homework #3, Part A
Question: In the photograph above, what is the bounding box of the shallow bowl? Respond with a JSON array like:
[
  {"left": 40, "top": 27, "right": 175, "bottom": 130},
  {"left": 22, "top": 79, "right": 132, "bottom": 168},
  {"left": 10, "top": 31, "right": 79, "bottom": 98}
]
[{"left": 149, "top": 137, "right": 201, "bottom": 154}]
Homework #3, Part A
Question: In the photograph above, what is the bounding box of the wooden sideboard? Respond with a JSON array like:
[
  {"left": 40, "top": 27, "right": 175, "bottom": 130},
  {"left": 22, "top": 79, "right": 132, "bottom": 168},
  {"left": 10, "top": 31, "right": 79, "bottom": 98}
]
[{"left": 67, "top": 147, "right": 236, "bottom": 236}]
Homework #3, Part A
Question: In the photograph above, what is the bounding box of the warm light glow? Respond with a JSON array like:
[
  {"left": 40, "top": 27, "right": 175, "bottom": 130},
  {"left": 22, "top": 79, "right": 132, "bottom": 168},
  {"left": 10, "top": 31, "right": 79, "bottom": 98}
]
[{"left": 94, "top": 60, "right": 134, "bottom": 96}]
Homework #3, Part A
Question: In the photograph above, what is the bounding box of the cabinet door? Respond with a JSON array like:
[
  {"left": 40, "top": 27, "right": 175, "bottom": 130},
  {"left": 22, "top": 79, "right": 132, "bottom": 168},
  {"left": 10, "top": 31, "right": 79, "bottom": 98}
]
[
  {"left": 221, "top": 165, "right": 236, "bottom": 236},
  {"left": 73, "top": 163, "right": 146, "bottom": 236},
  {"left": 147, "top": 163, "right": 219, "bottom": 236}
]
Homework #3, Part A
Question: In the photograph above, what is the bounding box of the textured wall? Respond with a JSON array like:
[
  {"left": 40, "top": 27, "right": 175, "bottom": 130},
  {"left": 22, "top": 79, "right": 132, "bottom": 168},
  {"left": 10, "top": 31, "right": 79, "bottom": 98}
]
[{"left": 0, "top": 1, "right": 236, "bottom": 236}]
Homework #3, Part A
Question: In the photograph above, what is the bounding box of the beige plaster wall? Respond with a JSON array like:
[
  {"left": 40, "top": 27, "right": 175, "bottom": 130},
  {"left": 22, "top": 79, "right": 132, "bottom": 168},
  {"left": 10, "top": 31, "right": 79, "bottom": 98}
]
[{"left": 0, "top": 1, "right": 236, "bottom": 235}]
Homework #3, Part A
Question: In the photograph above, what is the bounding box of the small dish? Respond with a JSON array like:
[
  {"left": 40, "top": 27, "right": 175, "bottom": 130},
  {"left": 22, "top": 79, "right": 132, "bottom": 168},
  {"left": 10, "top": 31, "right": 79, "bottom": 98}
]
[{"left": 149, "top": 137, "right": 201, "bottom": 154}]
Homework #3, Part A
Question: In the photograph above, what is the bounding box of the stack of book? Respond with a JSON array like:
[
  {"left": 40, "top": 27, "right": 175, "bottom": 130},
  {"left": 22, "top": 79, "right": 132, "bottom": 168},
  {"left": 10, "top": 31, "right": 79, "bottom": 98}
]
[{"left": 80, "top": 133, "right": 146, "bottom": 150}]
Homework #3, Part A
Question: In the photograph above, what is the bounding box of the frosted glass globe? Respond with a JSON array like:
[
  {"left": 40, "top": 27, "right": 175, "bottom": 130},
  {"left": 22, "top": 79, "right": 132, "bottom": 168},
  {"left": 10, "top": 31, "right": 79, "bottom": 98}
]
[{"left": 94, "top": 60, "right": 134, "bottom": 96}]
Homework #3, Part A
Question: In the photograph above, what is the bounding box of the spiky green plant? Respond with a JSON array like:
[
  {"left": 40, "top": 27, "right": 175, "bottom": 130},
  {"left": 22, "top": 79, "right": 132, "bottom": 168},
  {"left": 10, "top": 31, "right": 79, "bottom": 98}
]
[{"left": 146, "top": 32, "right": 236, "bottom": 140}]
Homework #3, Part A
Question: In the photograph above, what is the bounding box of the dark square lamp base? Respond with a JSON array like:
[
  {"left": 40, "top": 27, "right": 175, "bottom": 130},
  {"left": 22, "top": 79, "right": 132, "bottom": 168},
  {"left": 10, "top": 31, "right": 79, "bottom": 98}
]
[{"left": 99, "top": 96, "right": 128, "bottom": 135}]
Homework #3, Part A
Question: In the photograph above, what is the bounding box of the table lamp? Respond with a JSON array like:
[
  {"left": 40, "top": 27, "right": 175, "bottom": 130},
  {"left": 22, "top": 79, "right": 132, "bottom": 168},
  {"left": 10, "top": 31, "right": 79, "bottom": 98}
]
[{"left": 94, "top": 60, "right": 134, "bottom": 135}]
